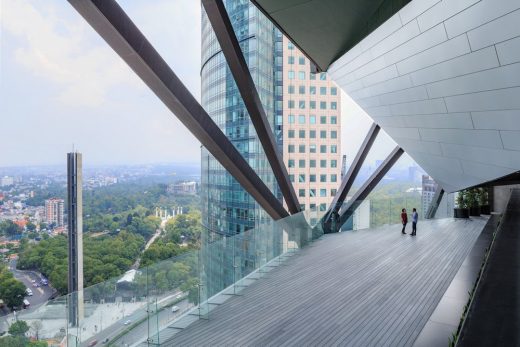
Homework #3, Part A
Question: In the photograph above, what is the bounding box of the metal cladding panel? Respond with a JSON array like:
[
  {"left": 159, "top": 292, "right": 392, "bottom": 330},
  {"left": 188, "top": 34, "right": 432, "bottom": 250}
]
[{"left": 329, "top": 0, "right": 520, "bottom": 192}]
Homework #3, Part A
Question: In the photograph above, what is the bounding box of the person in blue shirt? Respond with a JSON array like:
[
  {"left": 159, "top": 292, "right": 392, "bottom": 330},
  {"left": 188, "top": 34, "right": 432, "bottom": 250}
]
[{"left": 411, "top": 208, "right": 418, "bottom": 236}]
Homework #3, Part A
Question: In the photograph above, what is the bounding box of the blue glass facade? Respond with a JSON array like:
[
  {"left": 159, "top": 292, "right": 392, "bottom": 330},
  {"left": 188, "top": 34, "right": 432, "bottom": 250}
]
[{"left": 201, "top": 0, "right": 282, "bottom": 295}]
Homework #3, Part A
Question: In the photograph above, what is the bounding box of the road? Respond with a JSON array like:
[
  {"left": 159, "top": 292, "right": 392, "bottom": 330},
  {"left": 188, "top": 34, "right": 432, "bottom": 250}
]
[
  {"left": 3, "top": 260, "right": 55, "bottom": 314},
  {"left": 80, "top": 292, "right": 190, "bottom": 347},
  {"left": 132, "top": 227, "right": 162, "bottom": 269}
]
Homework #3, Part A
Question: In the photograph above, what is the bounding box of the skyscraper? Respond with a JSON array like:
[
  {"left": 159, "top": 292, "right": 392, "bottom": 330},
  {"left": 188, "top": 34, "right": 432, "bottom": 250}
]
[
  {"left": 67, "top": 152, "right": 83, "bottom": 326},
  {"left": 201, "top": 1, "right": 280, "bottom": 237},
  {"left": 44, "top": 198, "right": 64, "bottom": 227},
  {"left": 282, "top": 37, "right": 342, "bottom": 217},
  {"left": 422, "top": 175, "right": 438, "bottom": 218}
]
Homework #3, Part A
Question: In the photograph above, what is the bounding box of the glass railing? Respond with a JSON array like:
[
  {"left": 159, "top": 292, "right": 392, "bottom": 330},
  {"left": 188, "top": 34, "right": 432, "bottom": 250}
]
[{"left": 2, "top": 207, "right": 326, "bottom": 346}]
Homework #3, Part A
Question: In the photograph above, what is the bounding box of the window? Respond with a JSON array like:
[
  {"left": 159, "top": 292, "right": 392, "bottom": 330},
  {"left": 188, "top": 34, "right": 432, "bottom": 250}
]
[
  {"left": 320, "top": 189, "right": 327, "bottom": 197},
  {"left": 309, "top": 189, "right": 316, "bottom": 197},
  {"left": 299, "top": 144, "right": 305, "bottom": 153},
  {"left": 288, "top": 85, "right": 295, "bottom": 94},
  {"left": 309, "top": 115, "right": 316, "bottom": 124},
  {"left": 299, "top": 159, "right": 306, "bottom": 168},
  {"left": 331, "top": 102, "right": 337, "bottom": 110},
  {"left": 310, "top": 174, "right": 316, "bottom": 182},
  {"left": 310, "top": 203, "right": 316, "bottom": 210},
  {"left": 320, "top": 72, "right": 326, "bottom": 80},
  {"left": 320, "top": 145, "right": 327, "bottom": 153},
  {"left": 288, "top": 130, "right": 295, "bottom": 138},
  {"left": 298, "top": 71, "right": 306, "bottom": 80},
  {"left": 320, "top": 87, "right": 327, "bottom": 95},
  {"left": 310, "top": 101, "right": 316, "bottom": 109},
  {"left": 299, "top": 130, "right": 305, "bottom": 138},
  {"left": 320, "top": 101, "right": 327, "bottom": 110},
  {"left": 288, "top": 70, "right": 295, "bottom": 79},
  {"left": 310, "top": 86, "right": 316, "bottom": 95},
  {"left": 320, "top": 174, "right": 327, "bottom": 183},
  {"left": 331, "top": 189, "right": 337, "bottom": 196},
  {"left": 300, "top": 204, "right": 306, "bottom": 211},
  {"left": 288, "top": 56, "right": 294, "bottom": 64},
  {"left": 298, "top": 56, "right": 305, "bottom": 65},
  {"left": 331, "top": 174, "right": 337, "bottom": 183},
  {"left": 288, "top": 159, "right": 295, "bottom": 168},
  {"left": 320, "top": 203, "right": 327, "bottom": 211},
  {"left": 331, "top": 87, "right": 337, "bottom": 95},
  {"left": 288, "top": 42, "right": 294, "bottom": 50},
  {"left": 310, "top": 73, "right": 316, "bottom": 80},
  {"left": 320, "top": 130, "right": 326, "bottom": 139},
  {"left": 288, "top": 100, "right": 295, "bottom": 109},
  {"left": 331, "top": 116, "right": 337, "bottom": 124},
  {"left": 310, "top": 130, "right": 316, "bottom": 138},
  {"left": 298, "top": 115, "right": 305, "bottom": 124},
  {"left": 309, "top": 144, "right": 316, "bottom": 153},
  {"left": 288, "top": 144, "right": 295, "bottom": 153},
  {"left": 288, "top": 115, "right": 295, "bottom": 124},
  {"left": 331, "top": 130, "right": 337, "bottom": 139},
  {"left": 331, "top": 145, "right": 337, "bottom": 153},
  {"left": 299, "top": 189, "right": 305, "bottom": 197},
  {"left": 310, "top": 159, "right": 316, "bottom": 168},
  {"left": 331, "top": 160, "right": 337, "bottom": 168},
  {"left": 298, "top": 85, "right": 305, "bottom": 94},
  {"left": 320, "top": 159, "right": 327, "bottom": 168},
  {"left": 298, "top": 174, "right": 305, "bottom": 183},
  {"left": 299, "top": 100, "right": 305, "bottom": 109},
  {"left": 320, "top": 116, "right": 327, "bottom": 124},
  {"left": 289, "top": 174, "right": 294, "bottom": 182}
]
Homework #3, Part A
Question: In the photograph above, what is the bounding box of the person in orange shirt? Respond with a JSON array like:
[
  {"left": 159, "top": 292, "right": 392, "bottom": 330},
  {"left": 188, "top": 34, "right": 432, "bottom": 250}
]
[{"left": 401, "top": 208, "right": 408, "bottom": 235}]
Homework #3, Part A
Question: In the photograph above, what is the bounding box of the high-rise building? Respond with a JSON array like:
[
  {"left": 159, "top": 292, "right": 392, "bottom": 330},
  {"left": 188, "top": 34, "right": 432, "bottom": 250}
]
[
  {"left": 282, "top": 37, "right": 341, "bottom": 215},
  {"left": 201, "top": 1, "right": 280, "bottom": 237},
  {"left": 67, "top": 152, "right": 83, "bottom": 326},
  {"left": 44, "top": 198, "right": 64, "bottom": 227},
  {"left": 421, "top": 175, "right": 438, "bottom": 217}
]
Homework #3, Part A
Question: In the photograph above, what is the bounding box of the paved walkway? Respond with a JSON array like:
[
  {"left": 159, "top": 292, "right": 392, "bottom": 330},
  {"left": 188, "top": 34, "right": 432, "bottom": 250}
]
[
  {"left": 164, "top": 217, "right": 488, "bottom": 346},
  {"left": 459, "top": 190, "right": 520, "bottom": 347}
]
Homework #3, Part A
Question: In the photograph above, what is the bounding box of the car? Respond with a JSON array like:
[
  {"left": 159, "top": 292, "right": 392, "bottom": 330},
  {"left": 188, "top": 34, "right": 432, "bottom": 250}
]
[
  {"left": 123, "top": 319, "right": 132, "bottom": 325},
  {"left": 171, "top": 306, "right": 180, "bottom": 313},
  {"left": 102, "top": 338, "right": 109, "bottom": 344},
  {"left": 26, "top": 289, "right": 33, "bottom": 296},
  {"left": 87, "top": 339, "right": 98, "bottom": 347}
]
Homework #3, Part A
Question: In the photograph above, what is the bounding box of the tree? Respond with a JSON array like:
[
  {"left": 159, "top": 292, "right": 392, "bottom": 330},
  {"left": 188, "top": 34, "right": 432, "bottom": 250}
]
[
  {"left": 30, "top": 321, "right": 43, "bottom": 340},
  {"left": 0, "top": 220, "right": 22, "bottom": 237},
  {"left": 26, "top": 222, "right": 36, "bottom": 232},
  {"left": 8, "top": 321, "right": 29, "bottom": 337}
]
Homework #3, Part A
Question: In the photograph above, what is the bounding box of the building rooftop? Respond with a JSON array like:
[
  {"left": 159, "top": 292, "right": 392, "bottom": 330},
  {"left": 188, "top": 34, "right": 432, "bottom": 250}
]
[{"left": 160, "top": 217, "right": 488, "bottom": 346}]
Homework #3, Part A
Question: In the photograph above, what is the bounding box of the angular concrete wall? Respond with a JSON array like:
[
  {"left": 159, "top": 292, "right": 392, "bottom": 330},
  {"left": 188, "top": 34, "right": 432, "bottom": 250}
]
[{"left": 329, "top": 0, "right": 520, "bottom": 192}]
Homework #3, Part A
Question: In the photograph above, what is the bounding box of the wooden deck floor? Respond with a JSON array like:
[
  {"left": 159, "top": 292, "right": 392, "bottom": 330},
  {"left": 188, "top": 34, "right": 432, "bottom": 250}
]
[{"left": 164, "top": 217, "right": 488, "bottom": 346}]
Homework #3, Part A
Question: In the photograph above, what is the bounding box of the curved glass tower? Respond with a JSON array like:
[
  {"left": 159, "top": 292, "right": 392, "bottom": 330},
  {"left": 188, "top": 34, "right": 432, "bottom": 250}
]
[{"left": 201, "top": 0, "right": 282, "bottom": 295}]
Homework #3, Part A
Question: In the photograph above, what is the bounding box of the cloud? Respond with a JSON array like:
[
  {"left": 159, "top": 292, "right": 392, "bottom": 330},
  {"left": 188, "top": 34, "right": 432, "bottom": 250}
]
[{"left": 0, "top": 0, "right": 142, "bottom": 107}]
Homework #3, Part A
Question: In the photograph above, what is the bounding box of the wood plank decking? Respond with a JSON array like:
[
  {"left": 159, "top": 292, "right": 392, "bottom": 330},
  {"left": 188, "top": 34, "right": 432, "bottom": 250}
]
[{"left": 164, "top": 217, "right": 488, "bottom": 346}]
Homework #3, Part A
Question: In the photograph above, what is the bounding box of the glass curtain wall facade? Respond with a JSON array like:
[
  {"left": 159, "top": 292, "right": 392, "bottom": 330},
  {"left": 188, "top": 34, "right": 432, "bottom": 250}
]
[{"left": 201, "top": 0, "right": 282, "bottom": 296}]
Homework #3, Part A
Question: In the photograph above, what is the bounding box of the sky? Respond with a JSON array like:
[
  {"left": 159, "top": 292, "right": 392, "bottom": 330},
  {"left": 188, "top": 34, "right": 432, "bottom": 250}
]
[{"left": 0, "top": 0, "right": 416, "bottom": 170}]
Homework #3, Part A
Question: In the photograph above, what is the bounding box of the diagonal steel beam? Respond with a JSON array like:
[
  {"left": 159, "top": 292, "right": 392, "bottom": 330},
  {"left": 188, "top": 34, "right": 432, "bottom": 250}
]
[
  {"left": 201, "top": 0, "right": 300, "bottom": 215},
  {"left": 67, "top": 0, "right": 288, "bottom": 220},
  {"left": 335, "top": 146, "right": 404, "bottom": 232},
  {"left": 425, "top": 188, "right": 444, "bottom": 219},
  {"left": 323, "top": 123, "right": 380, "bottom": 226}
]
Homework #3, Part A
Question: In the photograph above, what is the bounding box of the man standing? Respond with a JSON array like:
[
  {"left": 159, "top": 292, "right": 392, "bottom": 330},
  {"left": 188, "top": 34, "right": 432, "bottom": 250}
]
[
  {"left": 411, "top": 208, "right": 418, "bottom": 236},
  {"left": 401, "top": 208, "right": 408, "bottom": 234}
]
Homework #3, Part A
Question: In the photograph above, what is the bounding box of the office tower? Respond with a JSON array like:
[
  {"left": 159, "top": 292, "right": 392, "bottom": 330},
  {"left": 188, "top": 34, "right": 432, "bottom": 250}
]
[
  {"left": 201, "top": 1, "right": 281, "bottom": 295},
  {"left": 422, "top": 175, "right": 438, "bottom": 217},
  {"left": 44, "top": 198, "right": 64, "bottom": 227},
  {"left": 0, "top": 176, "right": 14, "bottom": 187},
  {"left": 67, "top": 152, "right": 83, "bottom": 326},
  {"left": 282, "top": 37, "right": 342, "bottom": 215}
]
